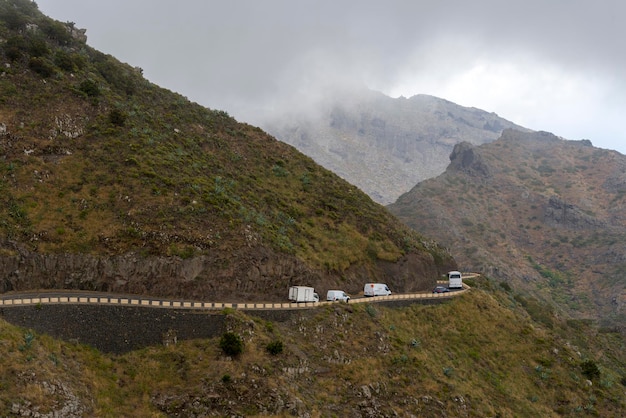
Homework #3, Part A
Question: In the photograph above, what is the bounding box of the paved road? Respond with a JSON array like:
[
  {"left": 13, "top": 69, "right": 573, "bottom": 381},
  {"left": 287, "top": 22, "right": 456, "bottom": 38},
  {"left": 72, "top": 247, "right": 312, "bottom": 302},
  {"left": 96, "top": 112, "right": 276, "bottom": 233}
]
[{"left": 0, "top": 279, "right": 472, "bottom": 310}]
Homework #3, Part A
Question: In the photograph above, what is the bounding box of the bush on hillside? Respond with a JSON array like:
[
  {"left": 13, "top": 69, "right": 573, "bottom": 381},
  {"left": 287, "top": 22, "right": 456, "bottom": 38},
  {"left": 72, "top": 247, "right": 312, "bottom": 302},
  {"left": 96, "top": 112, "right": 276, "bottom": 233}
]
[
  {"left": 219, "top": 332, "right": 243, "bottom": 357},
  {"left": 108, "top": 108, "right": 126, "bottom": 127},
  {"left": 266, "top": 340, "right": 284, "bottom": 355},
  {"left": 28, "top": 56, "right": 54, "bottom": 77},
  {"left": 580, "top": 359, "right": 600, "bottom": 380},
  {"left": 79, "top": 79, "right": 100, "bottom": 97}
]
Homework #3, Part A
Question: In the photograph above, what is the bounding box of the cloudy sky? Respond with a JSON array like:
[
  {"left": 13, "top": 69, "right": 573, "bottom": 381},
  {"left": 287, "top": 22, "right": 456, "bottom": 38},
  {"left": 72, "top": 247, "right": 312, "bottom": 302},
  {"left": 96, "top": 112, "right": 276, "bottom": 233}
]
[{"left": 37, "top": 0, "right": 625, "bottom": 154}]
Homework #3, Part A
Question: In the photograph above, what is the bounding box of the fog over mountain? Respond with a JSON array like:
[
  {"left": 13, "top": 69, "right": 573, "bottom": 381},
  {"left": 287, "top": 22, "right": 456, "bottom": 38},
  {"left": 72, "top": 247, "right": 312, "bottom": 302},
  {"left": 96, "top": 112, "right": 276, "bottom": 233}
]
[
  {"left": 263, "top": 89, "right": 529, "bottom": 205},
  {"left": 37, "top": 0, "right": 626, "bottom": 155}
]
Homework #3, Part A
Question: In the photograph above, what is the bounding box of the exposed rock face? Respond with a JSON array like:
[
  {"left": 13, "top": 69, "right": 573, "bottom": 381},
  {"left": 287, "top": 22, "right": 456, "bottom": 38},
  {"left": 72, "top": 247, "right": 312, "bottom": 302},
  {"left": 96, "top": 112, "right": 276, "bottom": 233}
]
[
  {"left": 0, "top": 244, "right": 314, "bottom": 302},
  {"left": 263, "top": 89, "right": 528, "bottom": 205},
  {"left": 10, "top": 379, "right": 90, "bottom": 418},
  {"left": 449, "top": 142, "right": 491, "bottom": 178},
  {"left": 0, "top": 241, "right": 453, "bottom": 302},
  {"left": 544, "top": 196, "right": 606, "bottom": 230}
]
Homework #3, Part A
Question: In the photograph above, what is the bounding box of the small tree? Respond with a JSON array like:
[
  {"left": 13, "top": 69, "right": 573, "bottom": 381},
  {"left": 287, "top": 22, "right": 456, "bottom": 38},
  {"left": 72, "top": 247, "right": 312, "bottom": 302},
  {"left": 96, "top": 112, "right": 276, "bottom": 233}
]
[{"left": 219, "top": 332, "right": 243, "bottom": 357}]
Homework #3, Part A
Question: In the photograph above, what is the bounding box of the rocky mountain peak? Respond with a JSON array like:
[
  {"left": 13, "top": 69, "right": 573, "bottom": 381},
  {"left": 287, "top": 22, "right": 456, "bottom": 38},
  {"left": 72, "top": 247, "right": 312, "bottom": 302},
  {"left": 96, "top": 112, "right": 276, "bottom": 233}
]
[{"left": 263, "top": 90, "right": 529, "bottom": 205}]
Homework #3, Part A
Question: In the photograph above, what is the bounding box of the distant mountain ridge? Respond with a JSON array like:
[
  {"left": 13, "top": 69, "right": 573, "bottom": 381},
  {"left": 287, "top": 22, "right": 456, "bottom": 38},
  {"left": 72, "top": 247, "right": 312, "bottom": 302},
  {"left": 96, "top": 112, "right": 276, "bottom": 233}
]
[{"left": 263, "top": 89, "right": 529, "bottom": 204}]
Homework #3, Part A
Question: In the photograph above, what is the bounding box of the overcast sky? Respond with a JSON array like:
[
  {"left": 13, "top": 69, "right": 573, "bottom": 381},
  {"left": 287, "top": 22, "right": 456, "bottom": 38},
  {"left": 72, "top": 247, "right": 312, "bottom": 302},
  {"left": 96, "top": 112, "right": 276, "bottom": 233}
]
[{"left": 36, "top": 0, "right": 626, "bottom": 154}]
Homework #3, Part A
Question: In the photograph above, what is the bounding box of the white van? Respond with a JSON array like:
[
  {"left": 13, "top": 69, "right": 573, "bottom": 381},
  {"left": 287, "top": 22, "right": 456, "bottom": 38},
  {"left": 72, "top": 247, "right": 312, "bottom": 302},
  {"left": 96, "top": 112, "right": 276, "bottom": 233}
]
[
  {"left": 326, "top": 290, "right": 350, "bottom": 302},
  {"left": 363, "top": 283, "right": 391, "bottom": 297},
  {"left": 448, "top": 271, "right": 463, "bottom": 289}
]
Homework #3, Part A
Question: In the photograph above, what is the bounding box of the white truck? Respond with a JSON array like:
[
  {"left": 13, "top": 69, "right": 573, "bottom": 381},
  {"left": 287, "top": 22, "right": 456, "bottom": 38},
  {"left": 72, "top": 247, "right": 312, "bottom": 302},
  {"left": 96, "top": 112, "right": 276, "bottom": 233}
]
[
  {"left": 448, "top": 271, "right": 463, "bottom": 289},
  {"left": 363, "top": 283, "right": 392, "bottom": 297},
  {"left": 288, "top": 286, "right": 319, "bottom": 303}
]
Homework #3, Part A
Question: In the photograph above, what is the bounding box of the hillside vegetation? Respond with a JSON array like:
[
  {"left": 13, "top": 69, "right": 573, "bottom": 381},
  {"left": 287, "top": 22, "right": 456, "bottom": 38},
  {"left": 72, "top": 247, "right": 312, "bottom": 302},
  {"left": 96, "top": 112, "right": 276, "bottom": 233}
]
[
  {"left": 1, "top": 3, "right": 625, "bottom": 417},
  {"left": 1, "top": 279, "right": 625, "bottom": 417},
  {"left": 0, "top": 0, "right": 454, "bottom": 301},
  {"left": 389, "top": 130, "right": 626, "bottom": 328}
]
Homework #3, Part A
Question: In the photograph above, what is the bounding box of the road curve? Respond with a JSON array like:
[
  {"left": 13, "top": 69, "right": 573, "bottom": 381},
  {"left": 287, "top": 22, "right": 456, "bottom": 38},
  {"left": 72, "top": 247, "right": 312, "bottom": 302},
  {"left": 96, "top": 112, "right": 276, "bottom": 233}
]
[{"left": 0, "top": 276, "right": 474, "bottom": 310}]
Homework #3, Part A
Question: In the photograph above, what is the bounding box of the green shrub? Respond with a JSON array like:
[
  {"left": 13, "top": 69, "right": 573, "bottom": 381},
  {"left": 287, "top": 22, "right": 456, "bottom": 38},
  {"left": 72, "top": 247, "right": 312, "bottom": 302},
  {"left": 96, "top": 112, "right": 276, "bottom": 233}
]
[
  {"left": 580, "top": 359, "right": 600, "bottom": 380},
  {"left": 19, "top": 332, "right": 35, "bottom": 351},
  {"left": 39, "top": 19, "right": 73, "bottom": 45},
  {"left": 1, "top": 7, "right": 27, "bottom": 30},
  {"left": 28, "top": 57, "right": 54, "bottom": 77},
  {"left": 54, "top": 50, "right": 76, "bottom": 72},
  {"left": 365, "top": 304, "right": 377, "bottom": 318},
  {"left": 79, "top": 79, "right": 100, "bottom": 97},
  {"left": 219, "top": 332, "right": 243, "bottom": 357},
  {"left": 26, "top": 35, "right": 49, "bottom": 57},
  {"left": 272, "top": 164, "right": 289, "bottom": 177},
  {"left": 108, "top": 108, "right": 126, "bottom": 127},
  {"left": 266, "top": 340, "right": 284, "bottom": 355},
  {"left": 5, "top": 35, "right": 26, "bottom": 61}
]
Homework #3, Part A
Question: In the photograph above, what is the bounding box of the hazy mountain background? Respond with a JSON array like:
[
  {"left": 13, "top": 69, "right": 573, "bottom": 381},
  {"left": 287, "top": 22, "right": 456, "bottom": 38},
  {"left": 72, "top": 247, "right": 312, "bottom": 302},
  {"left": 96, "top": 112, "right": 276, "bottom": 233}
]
[
  {"left": 261, "top": 77, "right": 625, "bottom": 332},
  {"left": 263, "top": 88, "right": 529, "bottom": 205}
]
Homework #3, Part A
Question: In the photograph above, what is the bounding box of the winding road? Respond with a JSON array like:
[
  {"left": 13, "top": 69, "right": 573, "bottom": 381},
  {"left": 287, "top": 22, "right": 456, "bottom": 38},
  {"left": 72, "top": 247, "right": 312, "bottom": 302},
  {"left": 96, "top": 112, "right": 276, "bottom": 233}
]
[
  {"left": 0, "top": 275, "right": 475, "bottom": 353},
  {"left": 0, "top": 276, "right": 474, "bottom": 310}
]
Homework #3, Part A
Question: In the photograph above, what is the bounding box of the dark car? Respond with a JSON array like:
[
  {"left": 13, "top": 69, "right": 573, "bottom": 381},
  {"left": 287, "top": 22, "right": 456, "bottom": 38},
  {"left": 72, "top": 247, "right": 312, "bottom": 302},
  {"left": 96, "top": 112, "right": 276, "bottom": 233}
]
[{"left": 433, "top": 285, "right": 450, "bottom": 293}]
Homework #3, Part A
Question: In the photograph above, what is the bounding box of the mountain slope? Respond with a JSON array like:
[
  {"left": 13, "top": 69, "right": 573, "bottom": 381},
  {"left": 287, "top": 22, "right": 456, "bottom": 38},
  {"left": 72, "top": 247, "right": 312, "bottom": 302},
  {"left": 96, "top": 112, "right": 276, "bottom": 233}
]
[
  {"left": 0, "top": 1, "right": 454, "bottom": 301},
  {"left": 389, "top": 129, "right": 626, "bottom": 327},
  {"left": 1, "top": 287, "right": 625, "bottom": 417},
  {"left": 263, "top": 88, "right": 529, "bottom": 205}
]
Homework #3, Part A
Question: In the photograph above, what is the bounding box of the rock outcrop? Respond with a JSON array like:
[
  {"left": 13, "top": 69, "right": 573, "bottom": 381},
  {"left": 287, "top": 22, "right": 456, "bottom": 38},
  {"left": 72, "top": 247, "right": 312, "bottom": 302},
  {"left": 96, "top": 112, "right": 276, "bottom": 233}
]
[{"left": 0, "top": 241, "right": 453, "bottom": 302}]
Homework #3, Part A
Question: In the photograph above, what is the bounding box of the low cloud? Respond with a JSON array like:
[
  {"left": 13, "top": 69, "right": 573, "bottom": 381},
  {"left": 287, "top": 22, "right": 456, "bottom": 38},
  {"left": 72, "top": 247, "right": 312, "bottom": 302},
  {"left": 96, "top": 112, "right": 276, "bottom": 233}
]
[{"left": 37, "top": 0, "right": 626, "bottom": 153}]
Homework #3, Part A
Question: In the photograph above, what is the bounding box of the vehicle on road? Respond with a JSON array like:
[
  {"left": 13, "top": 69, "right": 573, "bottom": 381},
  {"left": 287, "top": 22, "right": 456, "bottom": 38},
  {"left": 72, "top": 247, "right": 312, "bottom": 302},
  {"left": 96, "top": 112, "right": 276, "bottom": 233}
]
[
  {"left": 433, "top": 285, "right": 450, "bottom": 293},
  {"left": 364, "top": 283, "right": 391, "bottom": 297},
  {"left": 326, "top": 290, "right": 350, "bottom": 302},
  {"left": 448, "top": 271, "right": 463, "bottom": 289},
  {"left": 288, "top": 286, "right": 319, "bottom": 303}
]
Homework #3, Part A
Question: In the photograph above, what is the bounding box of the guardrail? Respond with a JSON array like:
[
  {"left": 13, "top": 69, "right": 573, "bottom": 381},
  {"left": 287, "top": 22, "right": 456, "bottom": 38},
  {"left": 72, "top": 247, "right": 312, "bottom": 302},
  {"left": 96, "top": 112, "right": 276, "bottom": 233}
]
[{"left": 0, "top": 284, "right": 470, "bottom": 310}]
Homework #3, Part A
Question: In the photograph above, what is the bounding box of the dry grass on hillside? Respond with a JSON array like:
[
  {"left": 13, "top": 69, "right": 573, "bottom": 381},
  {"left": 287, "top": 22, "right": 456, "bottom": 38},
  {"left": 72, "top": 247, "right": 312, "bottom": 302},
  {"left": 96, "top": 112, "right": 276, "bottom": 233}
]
[{"left": 1, "top": 284, "right": 624, "bottom": 417}]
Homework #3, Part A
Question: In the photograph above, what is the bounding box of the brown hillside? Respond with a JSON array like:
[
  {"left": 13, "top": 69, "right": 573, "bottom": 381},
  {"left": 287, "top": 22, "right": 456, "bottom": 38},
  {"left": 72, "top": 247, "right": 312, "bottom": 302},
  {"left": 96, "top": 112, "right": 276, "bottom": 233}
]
[
  {"left": 2, "top": 289, "right": 626, "bottom": 417},
  {"left": 389, "top": 129, "right": 626, "bottom": 326}
]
